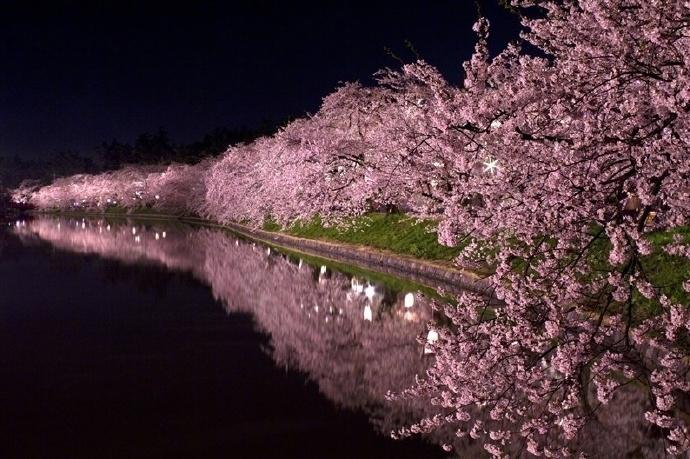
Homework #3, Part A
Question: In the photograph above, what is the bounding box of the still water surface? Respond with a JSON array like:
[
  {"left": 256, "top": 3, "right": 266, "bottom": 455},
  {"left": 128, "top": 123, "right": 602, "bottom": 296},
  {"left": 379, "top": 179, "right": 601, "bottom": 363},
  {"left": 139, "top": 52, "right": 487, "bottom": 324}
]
[{"left": 1, "top": 216, "right": 448, "bottom": 458}]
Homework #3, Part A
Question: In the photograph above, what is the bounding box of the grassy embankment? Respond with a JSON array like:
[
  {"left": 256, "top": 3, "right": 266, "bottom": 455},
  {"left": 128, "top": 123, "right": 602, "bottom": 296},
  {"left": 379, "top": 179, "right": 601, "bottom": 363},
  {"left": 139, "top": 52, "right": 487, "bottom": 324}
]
[
  {"left": 263, "top": 213, "right": 463, "bottom": 264},
  {"left": 637, "top": 226, "right": 690, "bottom": 319}
]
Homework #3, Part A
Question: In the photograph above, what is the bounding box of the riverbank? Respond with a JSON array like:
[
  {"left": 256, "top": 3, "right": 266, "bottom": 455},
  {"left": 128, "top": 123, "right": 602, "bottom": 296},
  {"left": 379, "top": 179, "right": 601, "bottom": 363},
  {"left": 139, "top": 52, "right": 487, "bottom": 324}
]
[{"left": 29, "top": 209, "right": 494, "bottom": 297}]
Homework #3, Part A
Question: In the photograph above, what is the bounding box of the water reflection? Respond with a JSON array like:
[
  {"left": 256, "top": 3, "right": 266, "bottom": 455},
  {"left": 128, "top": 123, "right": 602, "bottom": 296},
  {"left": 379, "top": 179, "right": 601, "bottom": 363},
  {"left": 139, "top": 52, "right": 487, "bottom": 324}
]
[
  {"left": 10, "top": 217, "right": 670, "bottom": 457},
  {"left": 12, "top": 218, "right": 441, "bottom": 437}
]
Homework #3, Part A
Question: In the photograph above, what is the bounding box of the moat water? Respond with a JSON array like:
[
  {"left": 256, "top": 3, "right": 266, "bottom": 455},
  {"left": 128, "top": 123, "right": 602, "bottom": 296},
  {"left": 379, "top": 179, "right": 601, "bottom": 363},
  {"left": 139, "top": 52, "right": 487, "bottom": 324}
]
[{"left": 0, "top": 216, "right": 448, "bottom": 459}]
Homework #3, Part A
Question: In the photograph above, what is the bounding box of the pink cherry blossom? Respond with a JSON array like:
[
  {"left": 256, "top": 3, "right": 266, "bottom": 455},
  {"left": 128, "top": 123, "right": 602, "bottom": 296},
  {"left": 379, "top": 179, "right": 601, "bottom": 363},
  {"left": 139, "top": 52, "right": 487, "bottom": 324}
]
[{"left": 14, "top": 0, "right": 690, "bottom": 455}]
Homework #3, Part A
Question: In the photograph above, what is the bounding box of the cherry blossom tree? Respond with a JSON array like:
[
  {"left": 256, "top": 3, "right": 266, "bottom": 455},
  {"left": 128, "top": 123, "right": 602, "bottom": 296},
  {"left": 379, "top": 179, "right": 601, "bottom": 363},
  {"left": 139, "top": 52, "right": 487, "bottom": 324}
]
[
  {"left": 13, "top": 1, "right": 690, "bottom": 455},
  {"left": 383, "top": 1, "right": 690, "bottom": 456},
  {"left": 202, "top": 84, "right": 398, "bottom": 226},
  {"left": 22, "top": 163, "right": 213, "bottom": 213},
  {"left": 148, "top": 160, "right": 212, "bottom": 215}
]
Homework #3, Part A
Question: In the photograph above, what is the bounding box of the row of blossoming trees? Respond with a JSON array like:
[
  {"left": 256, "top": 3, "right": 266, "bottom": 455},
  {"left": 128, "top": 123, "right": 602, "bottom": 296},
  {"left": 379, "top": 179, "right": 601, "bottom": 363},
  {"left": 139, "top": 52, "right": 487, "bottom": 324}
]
[{"left": 13, "top": 0, "right": 690, "bottom": 456}]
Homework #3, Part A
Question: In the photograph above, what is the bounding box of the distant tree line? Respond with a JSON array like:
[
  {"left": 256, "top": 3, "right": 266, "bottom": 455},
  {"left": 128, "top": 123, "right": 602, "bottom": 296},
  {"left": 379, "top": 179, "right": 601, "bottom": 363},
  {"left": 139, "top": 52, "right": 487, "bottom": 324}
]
[{"left": 0, "top": 122, "right": 282, "bottom": 190}]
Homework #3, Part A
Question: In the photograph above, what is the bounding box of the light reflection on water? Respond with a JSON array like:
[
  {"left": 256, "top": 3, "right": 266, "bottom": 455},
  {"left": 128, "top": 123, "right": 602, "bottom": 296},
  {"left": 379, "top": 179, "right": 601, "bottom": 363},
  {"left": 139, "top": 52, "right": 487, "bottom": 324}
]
[
  {"left": 8, "top": 216, "right": 670, "bottom": 457},
  {"left": 11, "top": 217, "right": 446, "bottom": 445}
]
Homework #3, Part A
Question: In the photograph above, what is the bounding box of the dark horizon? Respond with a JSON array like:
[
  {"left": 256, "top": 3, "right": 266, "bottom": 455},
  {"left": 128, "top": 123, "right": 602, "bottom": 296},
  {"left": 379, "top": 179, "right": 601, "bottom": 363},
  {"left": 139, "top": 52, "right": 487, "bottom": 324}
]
[{"left": 0, "top": 0, "right": 520, "bottom": 160}]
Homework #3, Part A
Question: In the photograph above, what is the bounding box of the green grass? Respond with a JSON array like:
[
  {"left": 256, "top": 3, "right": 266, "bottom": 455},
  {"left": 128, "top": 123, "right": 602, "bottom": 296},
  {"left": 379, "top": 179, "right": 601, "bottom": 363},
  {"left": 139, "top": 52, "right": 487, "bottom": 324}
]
[
  {"left": 575, "top": 225, "right": 690, "bottom": 321},
  {"left": 264, "top": 213, "right": 463, "bottom": 262},
  {"left": 639, "top": 226, "right": 690, "bottom": 313}
]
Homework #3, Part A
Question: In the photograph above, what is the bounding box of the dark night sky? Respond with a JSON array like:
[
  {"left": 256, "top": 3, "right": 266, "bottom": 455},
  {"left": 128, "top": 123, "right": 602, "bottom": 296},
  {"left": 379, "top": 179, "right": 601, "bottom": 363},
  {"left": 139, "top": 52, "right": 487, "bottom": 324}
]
[{"left": 0, "top": 0, "right": 520, "bottom": 159}]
